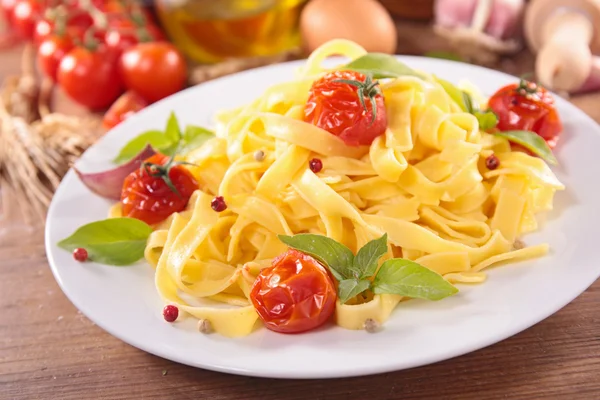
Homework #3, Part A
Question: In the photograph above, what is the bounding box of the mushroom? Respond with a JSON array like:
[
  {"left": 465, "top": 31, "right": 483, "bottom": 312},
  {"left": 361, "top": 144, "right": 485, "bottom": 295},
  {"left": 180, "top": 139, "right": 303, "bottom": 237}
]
[
  {"left": 433, "top": 0, "right": 525, "bottom": 65},
  {"left": 524, "top": 0, "right": 600, "bottom": 94}
]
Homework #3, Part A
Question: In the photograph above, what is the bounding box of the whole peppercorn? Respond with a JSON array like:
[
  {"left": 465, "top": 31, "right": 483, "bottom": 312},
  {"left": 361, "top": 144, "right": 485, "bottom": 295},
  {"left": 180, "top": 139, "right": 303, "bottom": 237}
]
[
  {"left": 309, "top": 158, "right": 323, "bottom": 173},
  {"left": 211, "top": 196, "right": 227, "bottom": 212},
  {"left": 485, "top": 154, "right": 500, "bottom": 170},
  {"left": 163, "top": 305, "right": 179, "bottom": 322},
  {"left": 73, "top": 248, "right": 88, "bottom": 262}
]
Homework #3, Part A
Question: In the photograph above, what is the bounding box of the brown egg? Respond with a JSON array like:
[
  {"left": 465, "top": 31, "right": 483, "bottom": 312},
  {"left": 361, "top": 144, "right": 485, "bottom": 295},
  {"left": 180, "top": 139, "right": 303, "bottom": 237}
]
[{"left": 300, "top": 0, "right": 398, "bottom": 54}]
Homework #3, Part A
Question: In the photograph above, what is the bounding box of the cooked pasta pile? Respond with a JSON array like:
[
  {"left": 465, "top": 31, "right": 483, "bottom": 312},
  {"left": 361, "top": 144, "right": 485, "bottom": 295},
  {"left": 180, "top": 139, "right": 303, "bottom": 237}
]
[{"left": 140, "top": 40, "right": 564, "bottom": 337}]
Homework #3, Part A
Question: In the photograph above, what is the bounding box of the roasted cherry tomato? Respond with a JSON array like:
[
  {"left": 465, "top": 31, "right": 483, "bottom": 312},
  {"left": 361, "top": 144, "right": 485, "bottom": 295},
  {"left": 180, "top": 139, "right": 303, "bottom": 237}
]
[
  {"left": 304, "top": 70, "right": 387, "bottom": 147},
  {"left": 37, "top": 34, "right": 74, "bottom": 81},
  {"left": 250, "top": 249, "right": 337, "bottom": 334},
  {"left": 488, "top": 79, "right": 563, "bottom": 148},
  {"left": 12, "top": 0, "right": 44, "bottom": 39},
  {"left": 121, "top": 153, "right": 198, "bottom": 225},
  {"left": 119, "top": 41, "right": 187, "bottom": 103},
  {"left": 57, "top": 44, "right": 123, "bottom": 110},
  {"left": 102, "top": 90, "right": 149, "bottom": 129}
]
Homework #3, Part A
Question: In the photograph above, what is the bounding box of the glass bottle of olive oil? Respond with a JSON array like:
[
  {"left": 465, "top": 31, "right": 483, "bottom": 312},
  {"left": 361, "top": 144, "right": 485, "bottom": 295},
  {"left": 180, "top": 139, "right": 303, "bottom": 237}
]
[{"left": 155, "top": 0, "right": 306, "bottom": 64}]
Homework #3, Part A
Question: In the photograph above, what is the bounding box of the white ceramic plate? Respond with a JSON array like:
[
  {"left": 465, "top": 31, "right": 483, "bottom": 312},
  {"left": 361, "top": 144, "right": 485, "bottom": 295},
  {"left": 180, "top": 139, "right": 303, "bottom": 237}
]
[{"left": 46, "top": 57, "right": 600, "bottom": 379}]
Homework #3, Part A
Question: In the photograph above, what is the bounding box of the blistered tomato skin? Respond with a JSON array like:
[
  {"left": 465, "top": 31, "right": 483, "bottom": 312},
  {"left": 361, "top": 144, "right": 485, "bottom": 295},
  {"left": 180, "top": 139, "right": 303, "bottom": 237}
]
[
  {"left": 304, "top": 70, "right": 387, "bottom": 147},
  {"left": 250, "top": 249, "right": 337, "bottom": 334},
  {"left": 121, "top": 154, "right": 198, "bottom": 225},
  {"left": 488, "top": 81, "right": 563, "bottom": 148}
]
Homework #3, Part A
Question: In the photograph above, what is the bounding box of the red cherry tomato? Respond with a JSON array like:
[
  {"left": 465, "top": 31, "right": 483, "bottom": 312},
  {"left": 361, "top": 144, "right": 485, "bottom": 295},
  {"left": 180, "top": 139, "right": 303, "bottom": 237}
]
[
  {"left": 33, "top": 11, "right": 93, "bottom": 44},
  {"left": 250, "top": 249, "right": 337, "bottom": 334},
  {"left": 104, "top": 23, "right": 164, "bottom": 56},
  {"left": 32, "top": 18, "right": 52, "bottom": 42},
  {"left": 102, "top": 90, "right": 149, "bottom": 129},
  {"left": 12, "top": 0, "right": 44, "bottom": 39},
  {"left": 121, "top": 153, "right": 198, "bottom": 225},
  {"left": 304, "top": 70, "right": 387, "bottom": 147},
  {"left": 57, "top": 45, "right": 123, "bottom": 110},
  {"left": 119, "top": 41, "right": 187, "bottom": 103},
  {"left": 488, "top": 80, "right": 563, "bottom": 148},
  {"left": 37, "top": 34, "right": 74, "bottom": 81},
  {"left": 1, "top": 0, "right": 17, "bottom": 25}
]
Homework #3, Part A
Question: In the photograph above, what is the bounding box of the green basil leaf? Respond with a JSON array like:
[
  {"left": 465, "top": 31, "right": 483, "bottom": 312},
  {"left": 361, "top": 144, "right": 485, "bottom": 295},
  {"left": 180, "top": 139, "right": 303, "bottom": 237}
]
[
  {"left": 462, "top": 91, "right": 475, "bottom": 114},
  {"left": 165, "top": 112, "right": 182, "bottom": 144},
  {"left": 180, "top": 125, "right": 215, "bottom": 155},
  {"left": 278, "top": 234, "right": 354, "bottom": 281},
  {"left": 343, "top": 53, "right": 424, "bottom": 79},
  {"left": 159, "top": 142, "right": 180, "bottom": 157},
  {"left": 494, "top": 130, "right": 558, "bottom": 165},
  {"left": 352, "top": 233, "right": 388, "bottom": 279},
  {"left": 435, "top": 77, "right": 468, "bottom": 112},
  {"left": 58, "top": 218, "right": 152, "bottom": 266},
  {"left": 474, "top": 110, "right": 498, "bottom": 131},
  {"left": 113, "top": 130, "right": 171, "bottom": 164},
  {"left": 424, "top": 51, "right": 464, "bottom": 62},
  {"left": 372, "top": 259, "right": 458, "bottom": 300},
  {"left": 435, "top": 78, "right": 499, "bottom": 131},
  {"left": 338, "top": 279, "right": 371, "bottom": 304}
]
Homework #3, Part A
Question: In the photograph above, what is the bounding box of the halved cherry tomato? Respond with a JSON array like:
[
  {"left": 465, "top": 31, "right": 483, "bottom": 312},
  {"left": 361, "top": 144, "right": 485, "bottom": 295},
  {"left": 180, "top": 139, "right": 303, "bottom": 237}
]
[
  {"left": 37, "top": 34, "right": 73, "bottom": 80},
  {"left": 304, "top": 70, "right": 387, "bottom": 147},
  {"left": 57, "top": 44, "right": 123, "bottom": 110},
  {"left": 12, "top": 0, "right": 44, "bottom": 39},
  {"left": 488, "top": 80, "right": 563, "bottom": 148},
  {"left": 250, "top": 249, "right": 337, "bottom": 334},
  {"left": 121, "top": 153, "right": 198, "bottom": 225},
  {"left": 119, "top": 41, "right": 187, "bottom": 102},
  {"left": 102, "top": 90, "right": 149, "bottom": 129}
]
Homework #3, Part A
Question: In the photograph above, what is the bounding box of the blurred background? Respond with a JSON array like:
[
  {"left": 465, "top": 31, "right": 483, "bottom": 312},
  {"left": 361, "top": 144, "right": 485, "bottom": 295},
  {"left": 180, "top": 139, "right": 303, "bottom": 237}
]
[{"left": 1, "top": 0, "right": 599, "bottom": 229}]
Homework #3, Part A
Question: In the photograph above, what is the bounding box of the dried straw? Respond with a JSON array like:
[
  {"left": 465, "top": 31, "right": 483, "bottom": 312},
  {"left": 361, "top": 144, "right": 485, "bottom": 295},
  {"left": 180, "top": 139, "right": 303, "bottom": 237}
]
[{"left": 0, "top": 44, "right": 102, "bottom": 225}]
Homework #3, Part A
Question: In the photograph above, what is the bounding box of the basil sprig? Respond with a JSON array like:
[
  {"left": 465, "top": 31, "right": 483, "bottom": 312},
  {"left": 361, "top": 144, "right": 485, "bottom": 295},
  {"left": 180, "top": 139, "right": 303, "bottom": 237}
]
[
  {"left": 436, "top": 77, "right": 498, "bottom": 131},
  {"left": 113, "top": 112, "right": 214, "bottom": 164},
  {"left": 343, "top": 53, "right": 424, "bottom": 80},
  {"left": 279, "top": 233, "right": 458, "bottom": 303},
  {"left": 494, "top": 130, "right": 558, "bottom": 165},
  {"left": 424, "top": 51, "right": 464, "bottom": 62},
  {"left": 58, "top": 218, "right": 152, "bottom": 266}
]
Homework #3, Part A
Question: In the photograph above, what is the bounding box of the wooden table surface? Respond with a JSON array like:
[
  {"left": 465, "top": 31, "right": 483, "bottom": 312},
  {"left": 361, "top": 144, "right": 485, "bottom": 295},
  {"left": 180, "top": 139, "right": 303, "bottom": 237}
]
[{"left": 2, "top": 44, "right": 600, "bottom": 400}]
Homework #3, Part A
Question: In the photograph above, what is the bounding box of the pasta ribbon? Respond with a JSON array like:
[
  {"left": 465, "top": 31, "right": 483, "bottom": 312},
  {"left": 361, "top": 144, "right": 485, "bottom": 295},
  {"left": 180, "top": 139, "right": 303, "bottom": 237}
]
[{"left": 137, "top": 39, "right": 565, "bottom": 336}]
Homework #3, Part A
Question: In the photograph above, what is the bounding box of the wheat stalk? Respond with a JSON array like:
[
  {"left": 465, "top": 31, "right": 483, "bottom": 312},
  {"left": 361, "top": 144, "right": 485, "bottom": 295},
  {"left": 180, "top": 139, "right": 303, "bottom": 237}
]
[{"left": 0, "top": 45, "right": 102, "bottom": 226}]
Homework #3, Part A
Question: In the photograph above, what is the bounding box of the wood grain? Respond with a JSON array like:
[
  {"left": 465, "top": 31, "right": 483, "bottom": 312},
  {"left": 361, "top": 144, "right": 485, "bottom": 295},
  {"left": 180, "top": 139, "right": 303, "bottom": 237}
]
[{"left": 2, "top": 39, "right": 600, "bottom": 400}]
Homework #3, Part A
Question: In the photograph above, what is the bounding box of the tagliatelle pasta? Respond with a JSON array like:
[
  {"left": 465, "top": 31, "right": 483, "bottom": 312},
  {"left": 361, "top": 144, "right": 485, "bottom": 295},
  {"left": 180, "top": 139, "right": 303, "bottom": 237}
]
[{"left": 113, "top": 39, "right": 564, "bottom": 337}]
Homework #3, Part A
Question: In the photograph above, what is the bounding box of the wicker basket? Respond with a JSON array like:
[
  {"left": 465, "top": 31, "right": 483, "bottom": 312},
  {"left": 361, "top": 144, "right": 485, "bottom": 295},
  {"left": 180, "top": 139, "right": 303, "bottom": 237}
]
[{"left": 378, "top": 0, "right": 434, "bottom": 21}]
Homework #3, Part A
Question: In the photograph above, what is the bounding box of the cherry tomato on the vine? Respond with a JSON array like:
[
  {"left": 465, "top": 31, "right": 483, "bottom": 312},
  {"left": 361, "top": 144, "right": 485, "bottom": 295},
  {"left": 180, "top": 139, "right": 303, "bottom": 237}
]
[
  {"left": 250, "top": 249, "right": 337, "bottom": 334},
  {"left": 104, "top": 22, "right": 164, "bottom": 56},
  {"left": 102, "top": 90, "right": 149, "bottom": 130},
  {"left": 37, "top": 34, "right": 73, "bottom": 81},
  {"left": 12, "top": 0, "right": 44, "bottom": 39},
  {"left": 33, "top": 11, "right": 93, "bottom": 44},
  {"left": 488, "top": 80, "right": 563, "bottom": 148},
  {"left": 119, "top": 41, "right": 187, "bottom": 103},
  {"left": 57, "top": 45, "right": 123, "bottom": 110},
  {"left": 33, "top": 18, "right": 53, "bottom": 43},
  {"left": 121, "top": 153, "right": 198, "bottom": 225},
  {"left": 1, "top": 0, "right": 17, "bottom": 25},
  {"left": 304, "top": 70, "right": 387, "bottom": 147}
]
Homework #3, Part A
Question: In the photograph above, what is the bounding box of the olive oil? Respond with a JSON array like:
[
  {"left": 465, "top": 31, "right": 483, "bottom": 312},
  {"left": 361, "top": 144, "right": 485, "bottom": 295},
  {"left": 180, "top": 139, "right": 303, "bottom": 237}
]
[{"left": 155, "top": 0, "right": 306, "bottom": 64}]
